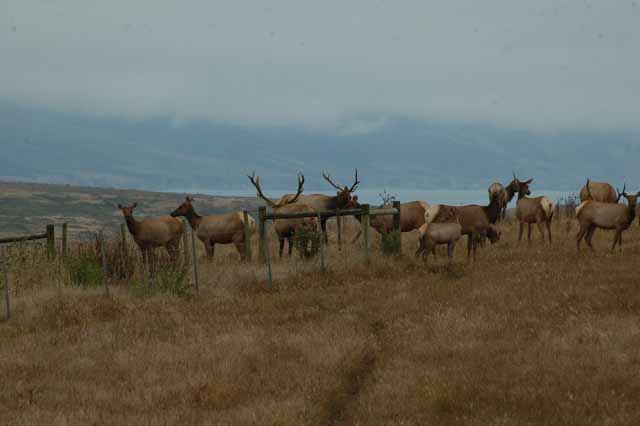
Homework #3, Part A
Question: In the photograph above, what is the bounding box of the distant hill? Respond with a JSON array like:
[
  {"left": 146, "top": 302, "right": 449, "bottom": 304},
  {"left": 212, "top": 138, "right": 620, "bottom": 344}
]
[
  {"left": 0, "top": 181, "right": 262, "bottom": 239},
  {"left": 1, "top": 101, "right": 639, "bottom": 192}
]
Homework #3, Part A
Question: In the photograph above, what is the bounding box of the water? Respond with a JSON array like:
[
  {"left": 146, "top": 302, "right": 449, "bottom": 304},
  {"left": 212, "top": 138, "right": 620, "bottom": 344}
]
[{"left": 168, "top": 187, "right": 577, "bottom": 206}]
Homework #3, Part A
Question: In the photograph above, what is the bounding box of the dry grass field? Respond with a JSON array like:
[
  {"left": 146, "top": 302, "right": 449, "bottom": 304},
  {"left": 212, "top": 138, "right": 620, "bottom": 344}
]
[{"left": 1, "top": 216, "right": 640, "bottom": 425}]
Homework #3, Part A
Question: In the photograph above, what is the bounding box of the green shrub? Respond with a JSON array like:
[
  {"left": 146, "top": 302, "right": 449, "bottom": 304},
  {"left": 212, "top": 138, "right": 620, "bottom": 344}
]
[
  {"left": 66, "top": 252, "right": 104, "bottom": 288},
  {"left": 381, "top": 231, "right": 401, "bottom": 256}
]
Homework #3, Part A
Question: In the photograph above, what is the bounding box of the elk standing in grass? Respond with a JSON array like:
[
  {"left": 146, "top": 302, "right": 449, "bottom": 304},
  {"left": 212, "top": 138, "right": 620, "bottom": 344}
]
[
  {"left": 415, "top": 221, "right": 462, "bottom": 266},
  {"left": 277, "top": 169, "right": 360, "bottom": 243},
  {"left": 510, "top": 175, "right": 555, "bottom": 244},
  {"left": 248, "top": 172, "right": 318, "bottom": 257},
  {"left": 118, "top": 203, "right": 184, "bottom": 263},
  {"left": 579, "top": 179, "right": 619, "bottom": 203},
  {"left": 170, "top": 197, "right": 255, "bottom": 261},
  {"left": 424, "top": 192, "right": 502, "bottom": 262},
  {"left": 348, "top": 197, "right": 430, "bottom": 243},
  {"left": 488, "top": 181, "right": 518, "bottom": 222},
  {"left": 576, "top": 184, "right": 639, "bottom": 252}
]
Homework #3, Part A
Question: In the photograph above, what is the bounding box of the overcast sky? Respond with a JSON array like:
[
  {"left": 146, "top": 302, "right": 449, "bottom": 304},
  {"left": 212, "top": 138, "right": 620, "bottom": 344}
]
[{"left": 2, "top": 1, "right": 639, "bottom": 133}]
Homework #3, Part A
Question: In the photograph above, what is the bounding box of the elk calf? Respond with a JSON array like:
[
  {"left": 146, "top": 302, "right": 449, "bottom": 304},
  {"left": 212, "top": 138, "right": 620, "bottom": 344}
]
[
  {"left": 576, "top": 185, "right": 639, "bottom": 252},
  {"left": 415, "top": 222, "right": 462, "bottom": 265}
]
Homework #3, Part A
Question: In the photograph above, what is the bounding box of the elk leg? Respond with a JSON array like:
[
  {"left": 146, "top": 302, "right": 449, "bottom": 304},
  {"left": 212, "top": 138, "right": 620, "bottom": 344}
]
[
  {"left": 585, "top": 226, "right": 596, "bottom": 250},
  {"left": 447, "top": 242, "right": 454, "bottom": 265},
  {"left": 203, "top": 240, "right": 214, "bottom": 258},
  {"left": 576, "top": 225, "right": 588, "bottom": 251},
  {"left": 321, "top": 218, "right": 328, "bottom": 244},
  {"left": 546, "top": 220, "right": 552, "bottom": 243},
  {"left": 279, "top": 237, "right": 285, "bottom": 258},
  {"left": 466, "top": 234, "right": 472, "bottom": 260},
  {"left": 536, "top": 221, "right": 546, "bottom": 241},
  {"left": 527, "top": 223, "right": 532, "bottom": 242},
  {"left": 288, "top": 236, "right": 294, "bottom": 256},
  {"left": 518, "top": 222, "right": 524, "bottom": 243},
  {"left": 611, "top": 231, "right": 621, "bottom": 253}
]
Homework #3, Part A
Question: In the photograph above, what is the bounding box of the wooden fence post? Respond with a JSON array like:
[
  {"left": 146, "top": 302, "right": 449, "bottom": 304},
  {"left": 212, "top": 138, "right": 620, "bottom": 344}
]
[
  {"left": 362, "top": 204, "right": 370, "bottom": 264},
  {"left": 3, "top": 259, "right": 9, "bottom": 321},
  {"left": 46, "top": 224, "right": 55, "bottom": 258},
  {"left": 336, "top": 208, "right": 342, "bottom": 251},
  {"left": 190, "top": 226, "right": 200, "bottom": 294},
  {"left": 258, "top": 207, "right": 267, "bottom": 263},
  {"left": 243, "top": 210, "right": 252, "bottom": 262},
  {"left": 393, "top": 201, "right": 402, "bottom": 255},
  {"left": 318, "top": 212, "right": 326, "bottom": 272},
  {"left": 62, "top": 223, "right": 68, "bottom": 258}
]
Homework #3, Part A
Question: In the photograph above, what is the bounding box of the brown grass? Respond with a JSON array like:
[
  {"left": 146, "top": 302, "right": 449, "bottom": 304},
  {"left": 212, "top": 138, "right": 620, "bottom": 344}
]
[{"left": 1, "top": 217, "right": 640, "bottom": 425}]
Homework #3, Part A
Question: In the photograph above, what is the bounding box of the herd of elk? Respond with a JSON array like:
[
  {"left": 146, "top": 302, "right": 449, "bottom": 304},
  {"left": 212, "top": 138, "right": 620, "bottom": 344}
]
[
  {"left": 170, "top": 196, "right": 255, "bottom": 260},
  {"left": 116, "top": 170, "right": 637, "bottom": 266},
  {"left": 247, "top": 172, "right": 318, "bottom": 257}
]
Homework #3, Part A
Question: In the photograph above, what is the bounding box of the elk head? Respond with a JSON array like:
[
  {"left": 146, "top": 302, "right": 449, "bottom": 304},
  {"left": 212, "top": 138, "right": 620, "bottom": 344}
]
[
  {"left": 616, "top": 183, "right": 627, "bottom": 203},
  {"left": 322, "top": 169, "right": 360, "bottom": 206},
  {"left": 247, "top": 172, "right": 305, "bottom": 209},
  {"left": 171, "top": 196, "right": 195, "bottom": 217},
  {"left": 618, "top": 184, "right": 640, "bottom": 207},
  {"left": 512, "top": 173, "right": 532, "bottom": 198},
  {"left": 117, "top": 203, "right": 138, "bottom": 217}
]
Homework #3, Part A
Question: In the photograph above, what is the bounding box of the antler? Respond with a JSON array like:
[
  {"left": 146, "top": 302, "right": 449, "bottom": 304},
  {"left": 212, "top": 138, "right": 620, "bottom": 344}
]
[
  {"left": 322, "top": 172, "right": 343, "bottom": 191},
  {"left": 247, "top": 171, "right": 277, "bottom": 208},
  {"left": 283, "top": 173, "right": 305, "bottom": 205},
  {"left": 616, "top": 183, "right": 627, "bottom": 202},
  {"left": 348, "top": 168, "right": 360, "bottom": 193}
]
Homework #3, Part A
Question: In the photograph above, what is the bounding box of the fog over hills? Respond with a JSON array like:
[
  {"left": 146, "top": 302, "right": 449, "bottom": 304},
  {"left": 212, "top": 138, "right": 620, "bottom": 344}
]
[{"left": 2, "top": 102, "right": 639, "bottom": 193}]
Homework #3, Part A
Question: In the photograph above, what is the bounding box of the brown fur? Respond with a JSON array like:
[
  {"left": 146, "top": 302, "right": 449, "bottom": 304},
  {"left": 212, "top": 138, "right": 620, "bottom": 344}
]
[
  {"left": 171, "top": 197, "right": 255, "bottom": 260},
  {"left": 349, "top": 200, "right": 429, "bottom": 242},
  {"left": 511, "top": 176, "right": 555, "bottom": 244},
  {"left": 579, "top": 179, "right": 618, "bottom": 203},
  {"left": 415, "top": 222, "right": 461, "bottom": 265},
  {"left": 118, "top": 203, "right": 184, "bottom": 261}
]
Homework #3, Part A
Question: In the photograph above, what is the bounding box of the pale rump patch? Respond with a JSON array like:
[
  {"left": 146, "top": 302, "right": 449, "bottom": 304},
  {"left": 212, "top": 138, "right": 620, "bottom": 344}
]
[
  {"left": 418, "top": 201, "right": 430, "bottom": 213},
  {"left": 424, "top": 204, "right": 440, "bottom": 224},
  {"left": 575, "top": 201, "right": 590, "bottom": 217},
  {"left": 540, "top": 197, "right": 555, "bottom": 220},
  {"left": 237, "top": 212, "right": 257, "bottom": 231}
]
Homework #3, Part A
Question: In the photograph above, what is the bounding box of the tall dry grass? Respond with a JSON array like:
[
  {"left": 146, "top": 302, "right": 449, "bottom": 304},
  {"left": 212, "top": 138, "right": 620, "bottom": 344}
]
[{"left": 1, "top": 216, "right": 640, "bottom": 425}]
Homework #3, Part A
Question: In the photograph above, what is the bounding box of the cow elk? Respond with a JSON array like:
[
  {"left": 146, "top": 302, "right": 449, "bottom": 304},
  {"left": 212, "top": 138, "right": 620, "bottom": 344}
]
[
  {"left": 511, "top": 175, "right": 555, "bottom": 244},
  {"left": 277, "top": 169, "right": 360, "bottom": 242},
  {"left": 488, "top": 181, "right": 518, "bottom": 222},
  {"left": 424, "top": 192, "right": 502, "bottom": 262},
  {"left": 248, "top": 172, "right": 318, "bottom": 257},
  {"left": 118, "top": 203, "right": 184, "bottom": 263},
  {"left": 349, "top": 197, "right": 430, "bottom": 243},
  {"left": 579, "top": 179, "right": 619, "bottom": 203},
  {"left": 576, "top": 184, "right": 639, "bottom": 252},
  {"left": 170, "top": 197, "right": 255, "bottom": 260},
  {"left": 415, "top": 222, "right": 462, "bottom": 266}
]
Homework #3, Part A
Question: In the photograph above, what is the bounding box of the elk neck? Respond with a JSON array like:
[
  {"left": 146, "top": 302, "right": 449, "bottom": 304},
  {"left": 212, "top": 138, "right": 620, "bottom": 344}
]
[
  {"left": 123, "top": 214, "right": 140, "bottom": 236},
  {"left": 182, "top": 208, "right": 203, "bottom": 230},
  {"left": 626, "top": 199, "right": 637, "bottom": 225},
  {"left": 483, "top": 195, "right": 501, "bottom": 223}
]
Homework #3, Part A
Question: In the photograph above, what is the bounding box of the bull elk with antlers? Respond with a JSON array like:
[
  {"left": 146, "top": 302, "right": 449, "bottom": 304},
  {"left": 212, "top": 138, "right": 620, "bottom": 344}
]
[
  {"left": 511, "top": 175, "right": 555, "bottom": 244},
  {"left": 118, "top": 203, "right": 184, "bottom": 262},
  {"left": 576, "top": 184, "right": 639, "bottom": 252},
  {"left": 277, "top": 169, "right": 360, "bottom": 242},
  {"left": 170, "top": 197, "right": 255, "bottom": 260},
  {"left": 248, "top": 172, "right": 318, "bottom": 257}
]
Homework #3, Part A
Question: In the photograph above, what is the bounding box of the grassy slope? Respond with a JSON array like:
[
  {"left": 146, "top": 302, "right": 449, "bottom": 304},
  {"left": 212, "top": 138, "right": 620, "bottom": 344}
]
[
  {"left": 1, "top": 219, "right": 640, "bottom": 425},
  {"left": 0, "top": 181, "right": 262, "bottom": 239}
]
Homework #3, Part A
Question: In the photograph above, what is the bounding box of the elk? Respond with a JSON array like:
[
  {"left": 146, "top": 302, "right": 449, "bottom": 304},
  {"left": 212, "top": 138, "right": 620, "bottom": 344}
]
[
  {"left": 424, "top": 192, "right": 502, "bottom": 262},
  {"left": 118, "top": 203, "right": 184, "bottom": 262},
  {"left": 511, "top": 175, "right": 555, "bottom": 244},
  {"left": 348, "top": 197, "right": 430, "bottom": 243},
  {"left": 579, "top": 179, "right": 619, "bottom": 203},
  {"left": 576, "top": 184, "right": 639, "bottom": 252},
  {"left": 415, "top": 221, "right": 462, "bottom": 265},
  {"left": 277, "top": 169, "right": 360, "bottom": 242},
  {"left": 248, "top": 172, "right": 318, "bottom": 257},
  {"left": 488, "top": 180, "right": 518, "bottom": 221},
  {"left": 170, "top": 197, "right": 255, "bottom": 260}
]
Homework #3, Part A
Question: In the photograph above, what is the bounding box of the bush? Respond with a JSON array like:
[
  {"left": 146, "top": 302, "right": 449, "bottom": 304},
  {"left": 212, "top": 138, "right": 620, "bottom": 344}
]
[
  {"left": 66, "top": 251, "right": 104, "bottom": 288},
  {"left": 381, "top": 231, "right": 402, "bottom": 256}
]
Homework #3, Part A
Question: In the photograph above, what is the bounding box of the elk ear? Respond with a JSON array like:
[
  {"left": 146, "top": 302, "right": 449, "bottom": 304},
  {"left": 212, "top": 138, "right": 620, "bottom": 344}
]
[
  {"left": 132, "top": 203, "right": 138, "bottom": 209},
  {"left": 524, "top": 178, "right": 533, "bottom": 184},
  {"left": 117, "top": 204, "right": 123, "bottom": 209}
]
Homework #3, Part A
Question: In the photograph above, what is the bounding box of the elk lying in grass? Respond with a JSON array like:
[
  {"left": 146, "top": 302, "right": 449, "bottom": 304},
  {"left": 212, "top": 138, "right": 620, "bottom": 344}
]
[
  {"left": 248, "top": 172, "right": 318, "bottom": 257},
  {"left": 488, "top": 181, "right": 517, "bottom": 222},
  {"left": 170, "top": 197, "right": 255, "bottom": 260},
  {"left": 576, "top": 184, "right": 639, "bottom": 252},
  {"left": 424, "top": 192, "right": 502, "bottom": 262},
  {"left": 579, "top": 179, "right": 619, "bottom": 203},
  {"left": 349, "top": 198, "right": 430, "bottom": 243},
  {"left": 277, "top": 169, "right": 360, "bottom": 243},
  {"left": 118, "top": 203, "right": 184, "bottom": 262},
  {"left": 415, "top": 222, "right": 461, "bottom": 266},
  {"left": 511, "top": 175, "right": 555, "bottom": 244}
]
